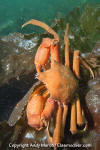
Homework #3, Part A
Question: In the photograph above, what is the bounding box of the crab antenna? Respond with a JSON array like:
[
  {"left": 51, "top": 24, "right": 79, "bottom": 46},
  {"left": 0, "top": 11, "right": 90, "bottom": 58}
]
[
  {"left": 64, "top": 24, "right": 70, "bottom": 67},
  {"left": 79, "top": 57, "right": 94, "bottom": 79},
  {"left": 22, "top": 19, "right": 60, "bottom": 42}
]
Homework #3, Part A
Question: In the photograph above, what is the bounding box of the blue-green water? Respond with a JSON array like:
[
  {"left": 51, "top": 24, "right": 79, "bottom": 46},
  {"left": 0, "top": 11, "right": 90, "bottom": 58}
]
[{"left": 0, "top": 0, "right": 100, "bottom": 35}]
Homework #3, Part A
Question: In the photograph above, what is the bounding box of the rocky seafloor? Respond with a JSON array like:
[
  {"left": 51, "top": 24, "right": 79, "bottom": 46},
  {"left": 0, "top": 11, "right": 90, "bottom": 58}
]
[{"left": 0, "top": 3, "right": 100, "bottom": 150}]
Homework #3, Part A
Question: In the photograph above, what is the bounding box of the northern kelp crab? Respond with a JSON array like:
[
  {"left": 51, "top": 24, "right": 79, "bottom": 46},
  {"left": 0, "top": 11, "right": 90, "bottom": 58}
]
[{"left": 22, "top": 19, "right": 94, "bottom": 146}]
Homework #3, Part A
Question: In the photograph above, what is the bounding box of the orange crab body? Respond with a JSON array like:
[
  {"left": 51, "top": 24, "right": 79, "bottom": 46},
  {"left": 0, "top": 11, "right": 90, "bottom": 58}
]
[{"left": 38, "top": 61, "right": 78, "bottom": 104}]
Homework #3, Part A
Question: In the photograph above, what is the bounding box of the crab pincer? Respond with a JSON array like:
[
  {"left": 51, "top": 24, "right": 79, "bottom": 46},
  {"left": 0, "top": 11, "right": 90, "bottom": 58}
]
[{"left": 26, "top": 86, "right": 55, "bottom": 130}]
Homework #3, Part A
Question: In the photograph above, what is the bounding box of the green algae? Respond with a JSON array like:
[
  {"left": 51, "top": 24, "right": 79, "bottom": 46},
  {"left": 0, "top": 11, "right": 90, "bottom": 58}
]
[
  {"left": 81, "top": 4, "right": 100, "bottom": 34},
  {"left": 50, "top": 4, "right": 100, "bottom": 53}
]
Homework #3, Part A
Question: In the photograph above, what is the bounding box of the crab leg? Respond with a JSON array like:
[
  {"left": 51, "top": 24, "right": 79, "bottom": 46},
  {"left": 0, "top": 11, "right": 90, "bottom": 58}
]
[
  {"left": 64, "top": 24, "right": 70, "bottom": 67},
  {"left": 79, "top": 57, "right": 94, "bottom": 78},
  {"left": 61, "top": 24, "right": 69, "bottom": 137},
  {"left": 41, "top": 98, "right": 55, "bottom": 126},
  {"left": 61, "top": 104, "right": 68, "bottom": 137},
  {"left": 73, "top": 50, "right": 80, "bottom": 77},
  {"left": 51, "top": 43, "right": 60, "bottom": 67},
  {"left": 70, "top": 50, "right": 83, "bottom": 133},
  {"left": 70, "top": 50, "right": 79, "bottom": 133},
  {"left": 46, "top": 102, "right": 63, "bottom": 147},
  {"left": 73, "top": 50, "right": 83, "bottom": 126},
  {"left": 70, "top": 100, "right": 77, "bottom": 134},
  {"left": 76, "top": 97, "right": 83, "bottom": 125},
  {"left": 52, "top": 102, "right": 62, "bottom": 145},
  {"left": 70, "top": 51, "right": 79, "bottom": 133},
  {"left": 22, "top": 19, "right": 60, "bottom": 42}
]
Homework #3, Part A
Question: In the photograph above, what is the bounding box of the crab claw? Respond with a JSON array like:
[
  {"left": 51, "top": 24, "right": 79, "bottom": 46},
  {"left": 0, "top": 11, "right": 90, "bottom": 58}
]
[
  {"left": 26, "top": 88, "right": 55, "bottom": 130},
  {"left": 41, "top": 98, "right": 55, "bottom": 126},
  {"left": 26, "top": 93, "right": 46, "bottom": 129},
  {"left": 34, "top": 38, "right": 60, "bottom": 73},
  {"left": 34, "top": 38, "right": 52, "bottom": 73}
]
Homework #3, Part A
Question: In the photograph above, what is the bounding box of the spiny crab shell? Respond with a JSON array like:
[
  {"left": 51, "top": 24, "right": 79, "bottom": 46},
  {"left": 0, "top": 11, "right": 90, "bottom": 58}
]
[{"left": 38, "top": 60, "right": 78, "bottom": 104}]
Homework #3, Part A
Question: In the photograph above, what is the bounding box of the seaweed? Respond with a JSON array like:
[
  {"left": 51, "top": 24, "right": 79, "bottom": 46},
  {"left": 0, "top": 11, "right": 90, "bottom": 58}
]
[{"left": 50, "top": 4, "right": 100, "bottom": 54}]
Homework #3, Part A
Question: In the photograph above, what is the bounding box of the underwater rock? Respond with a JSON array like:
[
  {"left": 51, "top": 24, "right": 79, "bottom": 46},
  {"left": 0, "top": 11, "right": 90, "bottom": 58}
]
[
  {"left": 0, "top": 32, "right": 39, "bottom": 85},
  {"left": 0, "top": 116, "right": 50, "bottom": 150},
  {"left": 83, "top": 130, "right": 100, "bottom": 150},
  {"left": 92, "top": 41, "right": 100, "bottom": 56},
  {"left": 0, "top": 73, "right": 37, "bottom": 122},
  {"left": 88, "top": 77, "right": 100, "bottom": 89},
  {"left": 71, "top": 129, "right": 100, "bottom": 150},
  {"left": 0, "top": 121, "right": 14, "bottom": 150},
  {"left": 86, "top": 77, "right": 100, "bottom": 133}
]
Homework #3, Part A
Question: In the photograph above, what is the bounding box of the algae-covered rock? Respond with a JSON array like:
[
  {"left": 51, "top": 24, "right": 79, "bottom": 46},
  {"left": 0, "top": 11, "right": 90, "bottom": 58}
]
[
  {"left": 0, "top": 32, "right": 39, "bottom": 85},
  {"left": 86, "top": 77, "right": 100, "bottom": 133},
  {"left": 0, "top": 116, "right": 50, "bottom": 150}
]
